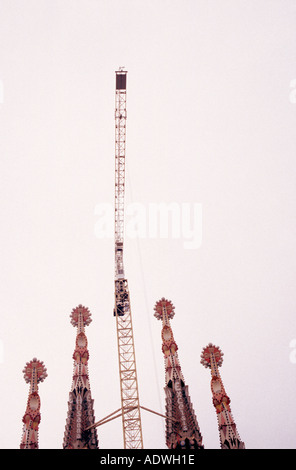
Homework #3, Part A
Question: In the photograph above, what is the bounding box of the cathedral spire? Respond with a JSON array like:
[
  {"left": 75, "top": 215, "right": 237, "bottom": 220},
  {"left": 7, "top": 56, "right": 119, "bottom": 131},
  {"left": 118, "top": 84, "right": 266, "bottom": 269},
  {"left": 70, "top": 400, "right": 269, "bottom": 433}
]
[
  {"left": 200, "top": 343, "right": 245, "bottom": 449},
  {"left": 20, "top": 358, "right": 47, "bottom": 449},
  {"left": 63, "top": 304, "right": 99, "bottom": 448},
  {"left": 154, "top": 298, "right": 204, "bottom": 449}
]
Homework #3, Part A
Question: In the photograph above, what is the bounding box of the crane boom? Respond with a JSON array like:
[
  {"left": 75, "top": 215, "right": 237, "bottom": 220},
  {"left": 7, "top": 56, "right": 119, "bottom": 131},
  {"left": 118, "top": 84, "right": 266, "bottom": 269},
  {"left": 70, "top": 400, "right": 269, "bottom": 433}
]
[{"left": 114, "top": 69, "right": 143, "bottom": 449}]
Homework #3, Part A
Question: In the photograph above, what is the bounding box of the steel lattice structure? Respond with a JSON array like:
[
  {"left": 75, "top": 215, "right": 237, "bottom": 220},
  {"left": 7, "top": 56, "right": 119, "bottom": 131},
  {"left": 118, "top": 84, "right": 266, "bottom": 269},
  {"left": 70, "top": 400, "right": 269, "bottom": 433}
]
[
  {"left": 113, "top": 69, "right": 143, "bottom": 449},
  {"left": 154, "top": 298, "right": 204, "bottom": 449},
  {"left": 201, "top": 343, "right": 245, "bottom": 449}
]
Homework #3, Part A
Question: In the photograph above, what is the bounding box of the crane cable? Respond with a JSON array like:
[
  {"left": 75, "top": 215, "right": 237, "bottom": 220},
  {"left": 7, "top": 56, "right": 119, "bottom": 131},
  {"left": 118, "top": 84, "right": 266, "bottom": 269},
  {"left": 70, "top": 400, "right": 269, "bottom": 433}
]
[{"left": 126, "top": 164, "right": 165, "bottom": 438}]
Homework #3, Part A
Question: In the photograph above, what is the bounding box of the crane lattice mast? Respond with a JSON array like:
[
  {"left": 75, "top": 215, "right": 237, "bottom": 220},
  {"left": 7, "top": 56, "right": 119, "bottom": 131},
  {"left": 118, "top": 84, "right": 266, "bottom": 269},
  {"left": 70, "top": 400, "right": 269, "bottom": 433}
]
[{"left": 113, "top": 69, "right": 143, "bottom": 449}]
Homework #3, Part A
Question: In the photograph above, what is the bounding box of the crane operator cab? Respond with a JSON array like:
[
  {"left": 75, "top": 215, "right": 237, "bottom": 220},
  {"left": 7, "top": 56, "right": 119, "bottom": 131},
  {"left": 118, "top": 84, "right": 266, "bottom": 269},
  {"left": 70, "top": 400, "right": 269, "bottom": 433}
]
[
  {"left": 114, "top": 279, "right": 129, "bottom": 317},
  {"left": 116, "top": 71, "right": 127, "bottom": 90}
]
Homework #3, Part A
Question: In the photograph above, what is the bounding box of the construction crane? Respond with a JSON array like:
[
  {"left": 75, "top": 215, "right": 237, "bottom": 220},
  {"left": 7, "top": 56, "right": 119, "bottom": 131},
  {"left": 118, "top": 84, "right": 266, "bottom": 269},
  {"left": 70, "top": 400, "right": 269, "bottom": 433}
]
[{"left": 113, "top": 69, "right": 144, "bottom": 449}]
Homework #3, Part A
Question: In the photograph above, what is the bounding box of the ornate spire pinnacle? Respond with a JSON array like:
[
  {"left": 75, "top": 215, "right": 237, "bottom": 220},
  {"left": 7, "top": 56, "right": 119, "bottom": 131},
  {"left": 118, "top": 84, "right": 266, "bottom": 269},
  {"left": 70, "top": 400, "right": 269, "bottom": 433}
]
[
  {"left": 63, "top": 305, "right": 99, "bottom": 449},
  {"left": 20, "top": 358, "right": 47, "bottom": 449},
  {"left": 154, "top": 298, "right": 204, "bottom": 449},
  {"left": 200, "top": 343, "right": 245, "bottom": 449}
]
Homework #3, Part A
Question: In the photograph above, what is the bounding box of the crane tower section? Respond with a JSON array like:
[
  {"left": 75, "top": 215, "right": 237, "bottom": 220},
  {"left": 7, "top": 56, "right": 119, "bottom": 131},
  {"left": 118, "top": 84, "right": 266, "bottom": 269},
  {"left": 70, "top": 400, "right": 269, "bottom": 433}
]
[
  {"left": 114, "top": 70, "right": 143, "bottom": 449},
  {"left": 115, "top": 70, "right": 127, "bottom": 279}
]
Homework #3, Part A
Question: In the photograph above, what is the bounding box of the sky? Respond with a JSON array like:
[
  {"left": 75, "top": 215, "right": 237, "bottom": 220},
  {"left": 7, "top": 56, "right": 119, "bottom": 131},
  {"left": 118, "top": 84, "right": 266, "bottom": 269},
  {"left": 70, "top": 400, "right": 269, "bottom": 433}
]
[{"left": 0, "top": 0, "right": 296, "bottom": 449}]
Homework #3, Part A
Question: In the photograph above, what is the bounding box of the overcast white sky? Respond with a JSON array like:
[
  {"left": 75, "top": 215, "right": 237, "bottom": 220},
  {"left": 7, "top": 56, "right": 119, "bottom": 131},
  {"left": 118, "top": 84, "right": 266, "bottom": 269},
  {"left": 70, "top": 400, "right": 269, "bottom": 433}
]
[{"left": 0, "top": 0, "right": 296, "bottom": 449}]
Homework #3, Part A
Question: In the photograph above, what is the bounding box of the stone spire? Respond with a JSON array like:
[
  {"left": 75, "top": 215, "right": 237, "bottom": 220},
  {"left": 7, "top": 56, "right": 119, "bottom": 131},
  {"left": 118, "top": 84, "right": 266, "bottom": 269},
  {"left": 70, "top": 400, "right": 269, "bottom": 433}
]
[
  {"left": 20, "top": 358, "right": 47, "bottom": 449},
  {"left": 201, "top": 343, "right": 245, "bottom": 449},
  {"left": 63, "top": 304, "right": 98, "bottom": 448},
  {"left": 154, "top": 298, "right": 204, "bottom": 449}
]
